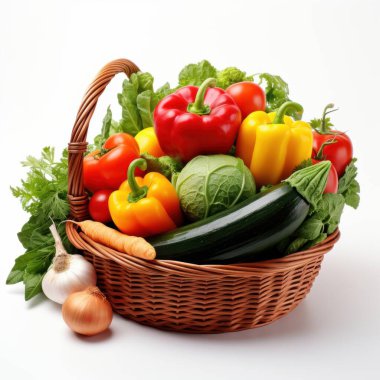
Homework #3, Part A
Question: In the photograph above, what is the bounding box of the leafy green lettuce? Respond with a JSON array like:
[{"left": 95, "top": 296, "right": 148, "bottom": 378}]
[
  {"left": 93, "top": 106, "right": 120, "bottom": 150},
  {"left": 178, "top": 60, "right": 217, "bottom": 86},
  {"left": 155, "top": 82, "right": 174, "bottom": 100},
  {"left": 117, "top": 72, "right": 160, "bottom": 136},
  {"left": 338, "top": 158, "right": 360, "bottom": 209},
  {"left": 278, "top": 158, "right": 360, "bottom": 254},
  {"left": 178, "top": 60, "right": 253, "bottom": 89},
  {"left": 257, "top": 73, "right": 301, "bottom": 119},
  {"left": 94, "top": 71, "right": 173, "bottom": 145}
]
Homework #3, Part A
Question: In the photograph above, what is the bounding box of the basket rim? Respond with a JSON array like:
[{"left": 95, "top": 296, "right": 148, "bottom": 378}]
[{"left": 66, "top": 222, "right": 340, "bottom": 278}]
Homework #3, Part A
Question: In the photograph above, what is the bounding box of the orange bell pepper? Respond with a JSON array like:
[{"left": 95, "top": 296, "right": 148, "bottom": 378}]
[{"left": 109, "top": 158, "right": 183, "bottom": 237}]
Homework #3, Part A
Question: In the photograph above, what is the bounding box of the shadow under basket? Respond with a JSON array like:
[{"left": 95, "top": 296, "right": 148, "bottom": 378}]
[{"left": 66, "top": 58, "right": 341, "bottom": 334}]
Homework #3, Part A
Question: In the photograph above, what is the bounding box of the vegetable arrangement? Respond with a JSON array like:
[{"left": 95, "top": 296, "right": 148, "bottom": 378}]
[{"left": 7, "top": 59, "right": 360, "bottom": 336}]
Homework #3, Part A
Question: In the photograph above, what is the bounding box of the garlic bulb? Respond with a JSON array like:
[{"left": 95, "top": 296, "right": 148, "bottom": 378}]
[{"left": 42, "top": 223, "right": 97, "bottom": 304}]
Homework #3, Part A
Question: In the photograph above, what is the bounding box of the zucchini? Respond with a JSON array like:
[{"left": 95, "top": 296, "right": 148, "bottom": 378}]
[{"left": 149, "top": 183, "right": 309, "bottom": 264}]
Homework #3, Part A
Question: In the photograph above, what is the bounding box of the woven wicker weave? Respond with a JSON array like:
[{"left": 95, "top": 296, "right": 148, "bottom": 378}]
[{"left": 66, "top": 58, "right": 340, "bottom": 333}]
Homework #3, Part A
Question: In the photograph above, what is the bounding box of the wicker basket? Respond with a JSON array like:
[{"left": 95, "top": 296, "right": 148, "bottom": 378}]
[{"left": 66, "top": 58, "right": 340, "bottom": 334}]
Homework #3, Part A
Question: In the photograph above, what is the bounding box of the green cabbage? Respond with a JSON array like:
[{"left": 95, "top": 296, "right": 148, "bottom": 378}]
[{"left": 174, "top": 155, "right": 256, "bottom": 221}]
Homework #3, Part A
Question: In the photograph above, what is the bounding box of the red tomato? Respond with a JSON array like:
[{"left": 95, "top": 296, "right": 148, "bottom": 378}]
[
  {"left": 88, "top": 190, "right": 113, "bottom": 223},
  {"left": 312, "top": 131, "right": 353, "bottom": 177},
  {"left": 83, "top": 133, "right": 142, "bottom": 193},
  {"left": 226, "top": 82, "right": 266, "bottom": 119},
  {"left": 83, "top": 152, "right": 106, "bottom": 194},
  {"left": 103, "top": 133, "right": 137, "bottom": 149},
  {"left": 312, "top": 159, "right": 338, "bottom": 194}
]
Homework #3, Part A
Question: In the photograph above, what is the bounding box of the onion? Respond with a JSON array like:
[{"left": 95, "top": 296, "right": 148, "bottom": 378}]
[{"left": 62, "top": 287, "right": 113, "bottom": 336}]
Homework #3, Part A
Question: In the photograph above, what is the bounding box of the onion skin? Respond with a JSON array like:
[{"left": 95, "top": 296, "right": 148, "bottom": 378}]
[{"left": 62, "top": 287, "right": 113, "bottom": 336}]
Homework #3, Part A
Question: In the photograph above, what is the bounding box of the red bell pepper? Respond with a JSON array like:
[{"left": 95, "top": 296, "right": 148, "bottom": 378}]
[
  {"left": 83, "top": 133, "right": 142, "bottom": 193},
  {"left": 154, "top": 78, "right": 242, "bottom": 162}
]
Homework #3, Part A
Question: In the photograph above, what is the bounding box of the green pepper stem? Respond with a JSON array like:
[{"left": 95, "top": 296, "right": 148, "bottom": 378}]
[
  {"left": 320, "top": 103, "right": 338, "bottom": 133},
  {"left": 315, "top": 138, "right": 337, "bottom": 160},
  {"left": 273, "top": 101, "right": 304, "bottom": 124},
  {"left": 187, "top": 78, "right": 216, "bottom": 115},
  {"left": 127, "top": 158, "right": 148, "bottom": 203}
]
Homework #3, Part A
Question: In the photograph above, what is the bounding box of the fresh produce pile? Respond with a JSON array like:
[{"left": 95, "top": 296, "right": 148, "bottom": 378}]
[{"left": 7, "top": 60, "right": 360, "bottom": 336}]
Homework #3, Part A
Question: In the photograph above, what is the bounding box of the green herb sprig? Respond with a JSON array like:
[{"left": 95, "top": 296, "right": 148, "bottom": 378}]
[{"left": 7, "top": 147, "right": 74, "bottom": 300}]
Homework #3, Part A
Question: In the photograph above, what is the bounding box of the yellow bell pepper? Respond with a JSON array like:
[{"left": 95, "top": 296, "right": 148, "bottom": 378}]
[
  {"left": 135, "top": 127, "right": 165, "bottom": 157},
  {"left": 236, "top": 101, "right": 312, "bottom": 188}
]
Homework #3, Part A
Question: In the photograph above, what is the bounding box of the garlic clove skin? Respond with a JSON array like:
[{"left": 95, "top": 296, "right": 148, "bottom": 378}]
[{"left": 42, "top": 254, "right": 97, "bottom": 304}]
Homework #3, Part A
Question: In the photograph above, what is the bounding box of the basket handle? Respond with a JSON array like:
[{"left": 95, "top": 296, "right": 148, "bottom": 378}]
[{"left": 67, "top": 58, "right": 140, "bottom": 220}]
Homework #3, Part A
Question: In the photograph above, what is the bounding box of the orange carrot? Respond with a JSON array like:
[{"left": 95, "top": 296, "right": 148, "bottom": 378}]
[{"left": 69, "top": 220, "right": 156, "bottom": 260}]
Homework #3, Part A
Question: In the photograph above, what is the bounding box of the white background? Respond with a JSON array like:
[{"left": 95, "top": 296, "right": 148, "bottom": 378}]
[{"left": 1, "top": 0, "right": 380, "bottom": 379}]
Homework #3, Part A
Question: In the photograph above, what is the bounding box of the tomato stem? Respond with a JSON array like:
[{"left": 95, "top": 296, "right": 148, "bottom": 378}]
[
  {"left": 319, "top": 103, "right": 339, "bottom": 133},
  {"left": 315, "top": 138, "right": 337, "bottom": 160}
]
